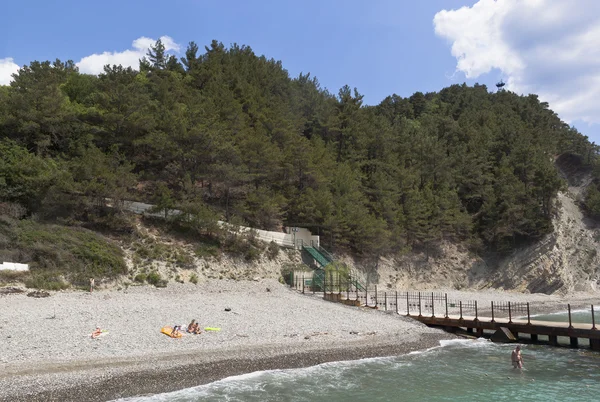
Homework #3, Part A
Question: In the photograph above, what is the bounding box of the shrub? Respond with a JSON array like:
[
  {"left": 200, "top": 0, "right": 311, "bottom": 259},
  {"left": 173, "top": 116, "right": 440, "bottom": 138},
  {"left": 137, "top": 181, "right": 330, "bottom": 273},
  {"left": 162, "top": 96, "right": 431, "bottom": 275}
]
[
  {"left": 146, "top": 271, "right": 163, "bottom": 286},
  {"left": 24, "top": 272, "right": 70, "bottom": 290},
  {"left": 195, "top": 243, "right": 220, "bottom": 259},
  {"left": 267, "top": 241, "right": 279, "bottom": 260},
  {"left": 0, "top": 270, "right": 30, "bottom": 284},
  {"left": 189, "top": 273, "right": 198, "bottom": 285},
  {"left": 134, "top": 273, "right": 147, "bottom": 283}
]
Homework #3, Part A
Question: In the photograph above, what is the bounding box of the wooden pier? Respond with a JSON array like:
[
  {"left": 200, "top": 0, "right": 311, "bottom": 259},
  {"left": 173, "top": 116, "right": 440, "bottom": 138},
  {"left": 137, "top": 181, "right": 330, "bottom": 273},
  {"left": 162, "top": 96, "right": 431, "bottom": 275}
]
[
  {"left": 289, "top": 278, "right": 600, "bottom": 351},
  {"left": 411, "top": 313, "right": 600, "bottom": 350}
]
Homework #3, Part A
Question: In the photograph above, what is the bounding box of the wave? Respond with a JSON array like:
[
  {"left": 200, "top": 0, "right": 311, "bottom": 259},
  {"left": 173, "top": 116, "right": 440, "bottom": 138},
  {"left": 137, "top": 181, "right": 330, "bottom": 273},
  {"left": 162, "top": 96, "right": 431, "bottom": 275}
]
[{"left": 528, "top": 308, "right": 590, "bottom": 318}]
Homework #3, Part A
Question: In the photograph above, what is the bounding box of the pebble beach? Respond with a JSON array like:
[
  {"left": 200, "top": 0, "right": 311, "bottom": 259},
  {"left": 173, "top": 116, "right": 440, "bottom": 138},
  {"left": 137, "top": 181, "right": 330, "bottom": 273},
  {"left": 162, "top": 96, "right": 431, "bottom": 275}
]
[{"left": 0, "top": 280, "right": 597, "bottom": 401}]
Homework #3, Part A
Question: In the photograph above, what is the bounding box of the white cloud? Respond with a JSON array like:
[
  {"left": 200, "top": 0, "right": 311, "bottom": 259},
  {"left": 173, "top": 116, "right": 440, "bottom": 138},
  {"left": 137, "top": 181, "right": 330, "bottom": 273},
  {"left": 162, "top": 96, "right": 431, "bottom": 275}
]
[
  {"left": 0, "top": 57, "right": 19, "bottom": 86},
  {"left": 76, "top": 35, "right": 180, "bottom": 75},
  {"left": 434, "top": 0, "right": 600, "bottom": 125}
]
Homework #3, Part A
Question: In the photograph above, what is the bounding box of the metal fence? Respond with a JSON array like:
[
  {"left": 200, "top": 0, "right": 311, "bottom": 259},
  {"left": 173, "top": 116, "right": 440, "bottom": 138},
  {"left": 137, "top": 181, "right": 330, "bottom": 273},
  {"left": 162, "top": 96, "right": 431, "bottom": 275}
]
[{"left": 289, "top": 276, "right": 541, "bottom": 323}]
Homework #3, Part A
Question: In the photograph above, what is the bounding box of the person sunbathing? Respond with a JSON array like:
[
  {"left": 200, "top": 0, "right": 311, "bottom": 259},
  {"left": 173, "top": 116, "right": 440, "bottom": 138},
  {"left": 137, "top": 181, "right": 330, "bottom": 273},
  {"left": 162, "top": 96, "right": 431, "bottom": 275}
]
[
  {"left": 172, "top": 325, "right": 182, "bottom": 337},
  {"left": 193, "top": 321, "right": 202, "bottom": 334},
  {"left": 187, "top": 320, "right": 202, "bottom": 334},
  {"left": 91, "top": 327, "right": 103, "bottom": 339}
]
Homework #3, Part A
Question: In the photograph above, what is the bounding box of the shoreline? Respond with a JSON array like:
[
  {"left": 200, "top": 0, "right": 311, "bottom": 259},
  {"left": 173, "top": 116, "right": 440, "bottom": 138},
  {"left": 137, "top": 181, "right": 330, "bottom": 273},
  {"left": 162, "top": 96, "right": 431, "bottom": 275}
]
[
  {"left": 1, "top": 333, "right": 453, "bottom": 402},
  {"left": 1, "top": 280, "right": 598, "bottom": 401}
]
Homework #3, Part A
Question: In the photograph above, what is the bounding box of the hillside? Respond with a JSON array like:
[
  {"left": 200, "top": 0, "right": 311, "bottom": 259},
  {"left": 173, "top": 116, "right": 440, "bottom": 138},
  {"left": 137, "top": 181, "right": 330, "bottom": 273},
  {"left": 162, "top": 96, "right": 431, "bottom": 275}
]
[
  {"left": 350, "top": 154, "right": 600, "bottom": 294},
  {"left": 2, "top": 39, "right": 600, "bottom": 293}
]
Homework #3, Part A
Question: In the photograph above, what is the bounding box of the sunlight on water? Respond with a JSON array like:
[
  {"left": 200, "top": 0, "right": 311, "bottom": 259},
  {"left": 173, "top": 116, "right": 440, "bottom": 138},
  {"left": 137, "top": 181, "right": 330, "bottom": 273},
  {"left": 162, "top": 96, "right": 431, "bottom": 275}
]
[{"left": 115, "top": 339, "right": 600, "bottom": 402}]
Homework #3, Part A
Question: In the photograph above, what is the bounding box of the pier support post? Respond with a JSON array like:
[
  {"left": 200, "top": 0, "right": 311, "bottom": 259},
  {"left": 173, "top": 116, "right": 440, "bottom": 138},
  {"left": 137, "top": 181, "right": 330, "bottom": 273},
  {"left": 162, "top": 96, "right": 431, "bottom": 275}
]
[
  {"left": 568, "top": 304, "right": 573, "bottom": 329},
  {"left": 531, "top": 334, "right": 538, "bottom": 342},
  {"left": 570, "top": 337, "right": 579, "bottom": 348},
  {"left": 445, "top": 293, "right": 448, "bottom": 319},
  {"left": 590, "top": 338, "right": 600, "bottom": 351},
  {"left": 476, "top": 328, "right": 484, "bottom": 337},
  {"left": 467, "top": 327, "right": 473, "bottom": 333},
  {"left": 549, "top": 335, "right": 558, "bottom": 346}
]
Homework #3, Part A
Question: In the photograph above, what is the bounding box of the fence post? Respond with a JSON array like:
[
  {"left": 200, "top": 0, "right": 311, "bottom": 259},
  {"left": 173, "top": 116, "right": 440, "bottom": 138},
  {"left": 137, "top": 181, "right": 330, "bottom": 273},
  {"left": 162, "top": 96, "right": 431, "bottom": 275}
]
[
  {"left": 527, "top": 302, "right": 531, "bottom": 325},
  {"left": 508, "top": 302, "right": 512, "bottom": 324},
  {"left": 592, "top": 305, "right": 597, "bottom": 330},
  {"left": 396, "top": 291, "right": 398, "bottom": 314},
  {"left": 302, "top": 273, "right": 305, "bottom": 294},
  {"left": 418, "top": 292, "right": 422, "bottom": 317},
  {"left": 444, "top": 293, "right": 448, "bottom": 318},
  {"left": 365, "top": 286, "right": 368, "bottom": 307},
  {"left": 568, "top": 304, "right": 573, "bottom": 329},
  {"left": 406, "top": 292, "right": 410, "bottom": 316},
  {"left": 375, "top": 285, "right": 378, "bottom": 309},
  {"left": 384, "top": 292, "right": 388, "bottom": 311},
  {"left": 491, "top": 301, "right": 495, "bottom": 323},
  {"left": 459, "top": 301, "right": 463, "bottom": 320},
  {"left": 474, "top": 301, "right": 478, "bottom": 322},
  {"left": 431, "top": 292, "right": 435, "bottom": 318}
]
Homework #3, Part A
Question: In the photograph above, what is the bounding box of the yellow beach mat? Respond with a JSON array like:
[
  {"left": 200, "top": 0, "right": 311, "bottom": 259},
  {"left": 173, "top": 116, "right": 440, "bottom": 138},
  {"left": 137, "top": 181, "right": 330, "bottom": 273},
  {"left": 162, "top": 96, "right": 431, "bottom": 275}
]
[{"left": 161, "top": 326, "right": 183, "bottom": 338}]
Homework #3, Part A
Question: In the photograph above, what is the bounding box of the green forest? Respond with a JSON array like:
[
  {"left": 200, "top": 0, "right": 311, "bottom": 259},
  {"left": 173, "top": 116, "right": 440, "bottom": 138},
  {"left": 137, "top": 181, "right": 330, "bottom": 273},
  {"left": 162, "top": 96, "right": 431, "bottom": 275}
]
[{"left": 1, "top": 39, "right": 599, "bottom": 285}]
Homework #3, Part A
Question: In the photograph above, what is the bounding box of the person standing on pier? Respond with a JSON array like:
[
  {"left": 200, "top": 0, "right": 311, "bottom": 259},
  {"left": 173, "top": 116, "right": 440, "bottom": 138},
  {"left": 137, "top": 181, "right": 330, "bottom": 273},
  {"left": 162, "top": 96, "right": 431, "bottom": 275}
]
[{"left": 512, "top": 345, "right": 523, "bottom": 369}]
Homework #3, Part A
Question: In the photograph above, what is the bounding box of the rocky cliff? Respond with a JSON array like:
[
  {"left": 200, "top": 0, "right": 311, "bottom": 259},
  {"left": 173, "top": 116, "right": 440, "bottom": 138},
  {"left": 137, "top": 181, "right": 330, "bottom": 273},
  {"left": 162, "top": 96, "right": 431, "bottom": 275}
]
[{"left": 352, "top": 154, "right": 600, "bottom": 295}]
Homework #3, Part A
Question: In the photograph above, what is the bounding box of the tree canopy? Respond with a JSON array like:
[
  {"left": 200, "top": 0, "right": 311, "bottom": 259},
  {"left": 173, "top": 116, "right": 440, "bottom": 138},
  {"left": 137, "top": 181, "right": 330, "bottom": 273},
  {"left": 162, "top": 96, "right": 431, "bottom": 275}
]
[{"left": 1, "top": 39, "right": 597, "bottom": 256}]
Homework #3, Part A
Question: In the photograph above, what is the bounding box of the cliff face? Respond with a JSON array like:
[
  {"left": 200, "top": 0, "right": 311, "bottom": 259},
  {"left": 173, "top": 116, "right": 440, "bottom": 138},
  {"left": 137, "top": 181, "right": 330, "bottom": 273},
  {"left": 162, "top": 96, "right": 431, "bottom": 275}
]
[
  {"left": 487, "top": 155, "right": 600, "bottom": 294},
  {"left": 487, "top": 191, "right": 600, "bottom": 294},
  {"left": 354, "top": 155, "right": 600, "bottom": 295}
]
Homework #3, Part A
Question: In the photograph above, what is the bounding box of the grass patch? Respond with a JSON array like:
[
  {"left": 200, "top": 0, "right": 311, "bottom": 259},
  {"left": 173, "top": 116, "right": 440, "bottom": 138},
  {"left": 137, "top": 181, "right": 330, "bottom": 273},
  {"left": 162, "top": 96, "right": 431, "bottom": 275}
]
[
  {"left": 0, "top": 270, "right": 30, "bottom": 284},
  {"left": 0, "top": 217, "right": 127, "bottom": 289}
]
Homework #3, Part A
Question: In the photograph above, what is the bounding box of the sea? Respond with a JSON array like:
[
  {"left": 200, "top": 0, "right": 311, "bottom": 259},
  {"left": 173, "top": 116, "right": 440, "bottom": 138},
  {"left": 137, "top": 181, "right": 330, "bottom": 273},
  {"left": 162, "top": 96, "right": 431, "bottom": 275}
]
[{"left": 115, "top": 309, "right": 600, "bottom": 402}]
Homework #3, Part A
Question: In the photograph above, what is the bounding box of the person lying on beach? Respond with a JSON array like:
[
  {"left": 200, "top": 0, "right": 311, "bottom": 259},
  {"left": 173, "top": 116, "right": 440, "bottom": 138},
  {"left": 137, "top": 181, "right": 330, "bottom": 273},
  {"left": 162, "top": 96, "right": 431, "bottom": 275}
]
[
  {"left": 91, "top": 327, "right": 103, "bottom": 339},
  {"left": 172, "top": 325, "right": 182, "bottom": 337}
]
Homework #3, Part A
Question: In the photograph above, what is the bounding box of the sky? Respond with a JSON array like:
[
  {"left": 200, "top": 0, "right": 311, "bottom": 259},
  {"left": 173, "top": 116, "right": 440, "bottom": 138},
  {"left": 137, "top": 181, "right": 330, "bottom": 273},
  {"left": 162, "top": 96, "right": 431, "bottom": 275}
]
[{"left": 1, "top": 0, "right": 600, "bottom": 142}]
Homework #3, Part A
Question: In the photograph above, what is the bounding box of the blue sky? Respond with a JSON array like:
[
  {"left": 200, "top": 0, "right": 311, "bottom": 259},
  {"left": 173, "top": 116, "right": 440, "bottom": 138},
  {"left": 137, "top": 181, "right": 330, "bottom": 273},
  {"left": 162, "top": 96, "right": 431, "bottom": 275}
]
[{"left": 2, "top": 0, "right": 600, "bottom": 142}]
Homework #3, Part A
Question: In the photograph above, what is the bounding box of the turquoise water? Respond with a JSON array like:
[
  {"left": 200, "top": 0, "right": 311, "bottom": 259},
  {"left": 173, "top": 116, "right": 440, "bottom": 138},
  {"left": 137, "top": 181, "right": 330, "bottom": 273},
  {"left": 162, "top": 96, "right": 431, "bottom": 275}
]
[
  {"left": 116, "top": 339, "right": 600, "bottom": 401},
  {"left": 530, "top": 308, "right": 596, "bottom": 325}
]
